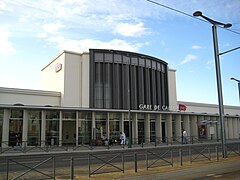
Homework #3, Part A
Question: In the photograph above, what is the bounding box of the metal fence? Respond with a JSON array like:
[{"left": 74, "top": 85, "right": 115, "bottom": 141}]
[
  {"left": 1, "top": 136, "right": 233, "bottom": 154},
  {"left": 2, "top": 141, "right": 240, "bottom": 179}
]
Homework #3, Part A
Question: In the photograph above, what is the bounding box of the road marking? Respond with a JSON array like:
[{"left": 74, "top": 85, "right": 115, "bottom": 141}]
[
  {"left": 206, "top": 174, "right": 215, "bottom": 177},
  {"left": 214, "top": 175, "right": 223, "bottom": 178}
]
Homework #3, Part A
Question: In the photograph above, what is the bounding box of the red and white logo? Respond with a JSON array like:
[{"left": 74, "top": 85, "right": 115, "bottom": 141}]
[
  {"left": 179, "top": 103, "right": 187, "bottom": 111},
  {"left": 55, "top": 63, "right": 62, "bottom": 72}
]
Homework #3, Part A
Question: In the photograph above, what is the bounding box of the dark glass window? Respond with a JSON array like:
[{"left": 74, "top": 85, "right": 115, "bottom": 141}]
[{"left": 90, "top": 49, "right": 169, "bottom": 110}]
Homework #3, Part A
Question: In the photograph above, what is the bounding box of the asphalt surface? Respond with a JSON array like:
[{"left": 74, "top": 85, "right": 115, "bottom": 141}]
[{"left": 117, "top": 157, "right": 240, "bottom": 180}]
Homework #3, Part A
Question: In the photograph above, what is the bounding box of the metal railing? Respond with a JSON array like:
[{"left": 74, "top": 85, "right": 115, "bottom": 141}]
[
  {"left": 3, "top": 142, "right": 240, "bottom": 179},
  {"left": 6, "top": 156, "right": 55, "bottom": 180},
  {"left": 0, "top": 137, "right": 238, "bottom": 154}
]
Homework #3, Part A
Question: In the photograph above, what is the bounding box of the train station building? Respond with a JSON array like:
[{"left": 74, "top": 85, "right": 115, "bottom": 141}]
[{"left": 0, "top": 49, "right": 239, "bottom": 147}]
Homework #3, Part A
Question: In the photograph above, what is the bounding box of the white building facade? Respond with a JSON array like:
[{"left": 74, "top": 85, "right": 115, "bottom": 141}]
[{"left": 0, "top": 49, "right": 239, "bottom": 147}]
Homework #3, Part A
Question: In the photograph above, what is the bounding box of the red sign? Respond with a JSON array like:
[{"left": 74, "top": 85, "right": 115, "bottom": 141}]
[
  {"left": 179, "top": 103, "right": 187, "bottom": 111},
  {"left": 55, "top": 63, "right": 62, "bottom": 72}
]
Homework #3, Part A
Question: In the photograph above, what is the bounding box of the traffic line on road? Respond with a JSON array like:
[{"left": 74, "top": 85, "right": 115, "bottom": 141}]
[{"left": 214, "top": 175, "right": 223, "bottom": 178}]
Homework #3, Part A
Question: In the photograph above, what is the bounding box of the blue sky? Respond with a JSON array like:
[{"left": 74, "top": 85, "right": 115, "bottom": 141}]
[{"left": 0, "top": 0, "right": 240, "bottom": 106}]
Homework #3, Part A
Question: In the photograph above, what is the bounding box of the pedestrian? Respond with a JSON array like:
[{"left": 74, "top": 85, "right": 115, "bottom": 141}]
[
  {"left": 120, "top": 132, "right": 126, "bottom": 145},
  {"left": 182, "top": 129, "right": 188, "bottom": 144}
]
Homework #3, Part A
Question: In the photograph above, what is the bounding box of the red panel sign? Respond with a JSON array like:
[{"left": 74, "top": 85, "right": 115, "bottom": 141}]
[
  {"left": 55, "top": 63, "right": 62, "bottom": 72},
  {"left": 179, "top": 103, "right": 187, "bottom": 111}
]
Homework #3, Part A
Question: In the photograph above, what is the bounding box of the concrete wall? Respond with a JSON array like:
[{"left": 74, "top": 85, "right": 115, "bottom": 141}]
[
  {"left": 41, "top": 52, "right": 65, "bottom": 93},
  {"left": 0, "top": 87, "right": 60, "bottom": 106},
  {"left": 63, "top": 52, "right": 82, "bottom": 107},
  {"left": 178, "top": 101, "right": 240, "bottom": 116},
  {"left": 168, "top": 69, "right": 177, "bottom": 111},
  {"left": 81, "top": 53, "right": 90, "bottom": 108},
  {"left": 41, "top": 51, "right": 90, "bottom": 108}
]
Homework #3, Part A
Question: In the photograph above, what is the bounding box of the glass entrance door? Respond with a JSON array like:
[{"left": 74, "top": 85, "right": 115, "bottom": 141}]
[{"left": 9, "top": 110, "right": 23, "bottom": 146}]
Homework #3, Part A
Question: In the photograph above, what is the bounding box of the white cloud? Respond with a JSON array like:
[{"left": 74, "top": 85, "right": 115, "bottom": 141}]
[
  {"left": 181, "top": 54, "right": 197, "bottom": 64},
  {"left": 42, "top": 22, "right": 65, "bottom": 34},
  {"left": 115, "top": 22, "right": 148, "bottom": 37},
  {"left": 206, "top": 60, "right": 214, "bottom": 70},
  {"left": 37, "top": 32, "right": 48, "bottom": 39},
  {"left": 0, "top": 29, "right": 15, "bottom": 55},
  {"left": 191, "top": 45, "right": 202, "bottom": 49},
  {"left": 0, "top": 1, "right": 13, "bottom": 13},
  {"left": 47, "top": 36, "right": 145, "bottom": 52}
]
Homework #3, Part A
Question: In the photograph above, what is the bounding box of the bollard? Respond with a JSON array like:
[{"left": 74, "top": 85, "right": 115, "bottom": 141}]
[
  {"left": 53, "top": 157, "right": 56, "bottom": 179},
  {"left": 208, "top": 146, "right": 211, "bottom": 160},
  {"left": 189, "top": 146, "right": 192, "bottom": 164},
  {"left": 146, "top": 151, "right": 149, "bottom": 171},
  {"left": 134, "top": 153, "right": 137, "bottom": 172},
  {"left": 179, "top": 148, "right": 183, "bottom": 166},
  {"left": 6, "top": 159, "right": 9, "bottom": 180},
  {"left": 216, "top": 146, "right": 219, "bottom": 160},
  {"left": 70, "top": 157, "right": 74, "bottom": 180},
  {"left": 122, "top": 152, "right": 125, "bottom": 174},
  {"left": 88, "top": 154, "right": 91, "bottom": 178}
]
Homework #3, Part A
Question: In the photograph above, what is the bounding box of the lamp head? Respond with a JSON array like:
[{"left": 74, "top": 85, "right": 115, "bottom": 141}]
[
  {"left": 230, "top": 77, "right": 235, "bottom": 80},
  {"left": 193, "top": 11, "right": 202, "bottom": 17},
  {"left": 224, "top": 23, "right": 232, "bottom": 28}
]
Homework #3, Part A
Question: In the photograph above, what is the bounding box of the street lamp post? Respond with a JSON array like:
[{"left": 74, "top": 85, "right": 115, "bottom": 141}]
[
  {"left": 193, "top": 11, "right": 232, "bottom": 158},
  {"left": 230, "top": 77, "right": 240, "bottom": 103},
  {"left": 128, "top": 57, "right": 132, "bottom": 148}
]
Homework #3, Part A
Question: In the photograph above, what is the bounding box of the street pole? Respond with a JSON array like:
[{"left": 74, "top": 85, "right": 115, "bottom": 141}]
[
  {"left": 230, "top": 78, "right": 240, "bottom": 103},
  {"left": 193, "top": 11, "right": 232, "bottom": 158},
  {"left": 238, "top": 82, "right": 240, "bottom": 103},
  {"left": 128, "top": 61, "right": 132, "bottom": 148},
  {"left": 212, "top": 25, "right": 227, "bottom": 158}
]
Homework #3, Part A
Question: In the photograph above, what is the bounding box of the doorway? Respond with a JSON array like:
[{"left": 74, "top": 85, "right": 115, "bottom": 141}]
[{"left": 62, "top": 121, "right": 76, "bottom": 145}]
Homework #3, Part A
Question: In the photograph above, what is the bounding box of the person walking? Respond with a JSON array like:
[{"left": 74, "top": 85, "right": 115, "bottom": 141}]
[
  {"left": 182, "top": 129, "right": 188, "bottom": 144},
  {"left": 120, "top": 132, "right": 126, "bottom": 145}
]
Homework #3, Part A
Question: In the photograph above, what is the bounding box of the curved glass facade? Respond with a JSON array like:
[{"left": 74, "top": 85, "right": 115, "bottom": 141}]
[{"left": 90, "top": 49, "right": 169, "bottom": 110}]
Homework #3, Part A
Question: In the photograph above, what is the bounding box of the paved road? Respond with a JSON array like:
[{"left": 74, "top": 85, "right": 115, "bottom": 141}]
[{"left": 118, "top": 157, "right": 240, "bottom": 180}]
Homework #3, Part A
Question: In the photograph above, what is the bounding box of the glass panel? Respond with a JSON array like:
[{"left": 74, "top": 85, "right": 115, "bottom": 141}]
[
  {"left": 138, "top": 113, "right": 145, "bottom": 144},
  {"left": 105, "top": 53, "right": 113, "bottom": 62},
  {"left": 123, "top": 55, "right": 130, "bottom": 64},
  {"left": 150, "top": 120, "right": 156, "bottom": 142},
  {"left": 114, "top": 54, "right": 121, "bottom": 63},
  {"left": 132, "top": 57, "right": 138, "bottom": 65},
  {"left": 91, "top": 50, "right": 169, "bottom": 110},
  {"left": 95, "top": 53, "right": 104, "bottom": 62},
  {"left": 139, "top": 58, "right": 145, "bottom": 67},
  {"left": 95, "top": 112, "right": 107, "bottom": 145},
  {"left": 9, "top": 110, "right": 23, "bottom": 147},
  {"left": 62, "top": 111, "right": 76, "bottom": 120},
  {"left": 95, "top": 63, "right": 103, "bottom": 108},
  {"left": 62, "top": 111, "right": 76, "bottom": 145},
  {"left": 150, "top": 114, "right": 156, "bottom": 142},
  {"left": 28, "top": 110, "right": 41, "bottom": 146},
  {"left": 104, "top": 63, "right": 112, "bottom": 108},
  {"left": 109, "top": 113, "right": 120, "bottom": 142},
  {"left": 45, "top": 111, "right": 59, "bottom": 145},
  {"left": 138, "top": 120, "right": 144, "bottom": 144},
  {"left": 78, "top": 112, "right": 92, "bottom": 144},
  {"left": 123, "top": 113, "right": 132, "bottom": 138},
  {"left": 146, "top": 59, "right": 151, "bottom": 68},
  {"left": 0, "top": 109, "right": 3, "bottom": 146},
  {"left": 172, "top": 119, "right": 176, "bottom": 141}
]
